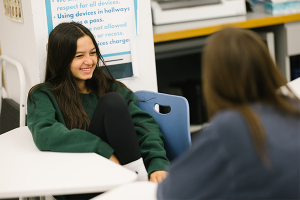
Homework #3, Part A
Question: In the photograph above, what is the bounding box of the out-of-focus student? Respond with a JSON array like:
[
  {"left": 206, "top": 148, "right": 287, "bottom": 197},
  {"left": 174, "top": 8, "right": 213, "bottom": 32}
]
[{"left": 157, "top": 27, "right": 300, "bottom": 200}]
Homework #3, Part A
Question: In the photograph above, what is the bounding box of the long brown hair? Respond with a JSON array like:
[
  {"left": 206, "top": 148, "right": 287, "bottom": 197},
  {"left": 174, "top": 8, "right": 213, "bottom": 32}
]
[
  {"left": 202, "top": 27, "right": 300, "bottom": 166},
  {"left": 28, "top": 22, "right": 128, "bottom": 130}
]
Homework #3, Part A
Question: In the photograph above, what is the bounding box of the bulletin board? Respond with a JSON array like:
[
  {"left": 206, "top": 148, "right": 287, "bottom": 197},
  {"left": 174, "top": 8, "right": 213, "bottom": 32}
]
[{"left": 45, "top": 0, "right": 138, "bottom": 79}]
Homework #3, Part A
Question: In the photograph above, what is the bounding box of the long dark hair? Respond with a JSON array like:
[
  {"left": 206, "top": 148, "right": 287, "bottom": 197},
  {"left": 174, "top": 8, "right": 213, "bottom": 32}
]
[
  {"left": 202, "top": 27, "right": 300, "bottom": 166},
  {"left": 29, "top": 22, "right": 128, "bottom": 130}
]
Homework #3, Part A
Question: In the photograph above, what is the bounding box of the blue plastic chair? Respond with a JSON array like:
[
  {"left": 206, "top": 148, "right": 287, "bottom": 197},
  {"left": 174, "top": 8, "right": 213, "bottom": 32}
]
[{"left": 135, "top": 90, "right": 191, "bottom": 161}]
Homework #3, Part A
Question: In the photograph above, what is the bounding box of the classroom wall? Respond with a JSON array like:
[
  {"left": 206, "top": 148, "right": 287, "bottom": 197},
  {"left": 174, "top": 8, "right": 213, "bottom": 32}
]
[
  {"left": 0, "top": 0, "right": 43, "bottom": 105},
  {"left": 119, "top": 0, "right": 158, "bottom": 93},
  {"left": 0, "top": 0, "right": 158, "bottom": 110}
]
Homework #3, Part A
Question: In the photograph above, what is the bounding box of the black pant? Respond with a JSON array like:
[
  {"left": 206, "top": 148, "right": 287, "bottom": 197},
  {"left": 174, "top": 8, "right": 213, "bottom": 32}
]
[{"left": 63, "top": 92, "right": 141, "bottom": 200}]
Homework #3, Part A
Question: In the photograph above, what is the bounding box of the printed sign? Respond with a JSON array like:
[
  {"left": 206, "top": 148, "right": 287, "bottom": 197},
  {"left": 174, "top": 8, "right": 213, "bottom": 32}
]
[
  {"left": 3, "top": 0, "right": 23, "bottom": 23},
  {"left": 45, "top": 0, "right": 138, "bottom": 79}
]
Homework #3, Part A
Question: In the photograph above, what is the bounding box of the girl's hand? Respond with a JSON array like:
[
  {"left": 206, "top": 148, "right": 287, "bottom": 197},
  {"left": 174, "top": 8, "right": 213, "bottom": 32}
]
[
  {"left": 149, "top": 170, "right": 168, "bottom": 183},
  {"left": 109, "top": 154, "right": 120, "bottom": 165}
]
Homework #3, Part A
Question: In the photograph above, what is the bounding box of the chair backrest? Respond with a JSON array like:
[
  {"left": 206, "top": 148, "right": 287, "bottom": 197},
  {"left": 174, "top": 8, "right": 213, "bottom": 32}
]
[
  {"left": 0, "top": 55, "right": 26, "bottom": 128},
  {"left": 135, "top": 90, "right": 191, "bottom": 161},
  {"left": 0, "top": 98, "right": 20, "bottom": 134}
]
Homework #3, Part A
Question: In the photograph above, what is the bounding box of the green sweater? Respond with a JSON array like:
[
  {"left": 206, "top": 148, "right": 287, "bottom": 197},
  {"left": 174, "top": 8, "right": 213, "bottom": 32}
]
[{"left": 27, "top": 82, "right": 169, "bottom": 176}]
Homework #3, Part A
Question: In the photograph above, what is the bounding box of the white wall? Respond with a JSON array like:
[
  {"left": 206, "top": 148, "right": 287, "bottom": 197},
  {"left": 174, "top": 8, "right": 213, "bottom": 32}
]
[
  {"left": 0, "top": 0, "right": 43, "bottom": 105},
  {"left": 0, "top": 0, "right": 157, "bottom": 109},
  {"left": 120, "top": 0, "right": 158, "bottom": 93},
  {"left": 31, "top": 0, "right": 49, "bottom": 84}
]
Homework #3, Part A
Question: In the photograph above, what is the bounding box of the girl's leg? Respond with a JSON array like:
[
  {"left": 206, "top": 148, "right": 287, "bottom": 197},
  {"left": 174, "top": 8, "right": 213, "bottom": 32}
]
[
  {"left": 88, "top": 92, "right": 141, "bottom": 164},
  {"left": 65, "top": 93, "right": 146, "bottom": 200},
  {"left": 88, "top": 93, "right": 147, "bottom": 180}
]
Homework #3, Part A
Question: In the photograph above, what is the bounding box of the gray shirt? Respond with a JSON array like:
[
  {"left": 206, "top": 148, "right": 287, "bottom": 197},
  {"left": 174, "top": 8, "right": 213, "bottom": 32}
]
[{"left": 157, "top": 104, "right": 300, "bottom": 199}]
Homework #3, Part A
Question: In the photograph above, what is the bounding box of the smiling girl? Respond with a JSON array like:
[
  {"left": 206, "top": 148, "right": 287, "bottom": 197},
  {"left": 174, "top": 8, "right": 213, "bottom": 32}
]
[{"left": 27, "top": 22, "right": 169, "bottom": 200}]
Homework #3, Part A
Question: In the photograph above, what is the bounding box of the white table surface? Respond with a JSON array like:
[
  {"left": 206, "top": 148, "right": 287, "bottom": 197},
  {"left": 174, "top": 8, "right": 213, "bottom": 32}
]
[
  {"left": 152, "top": 5, "right": 267, "bottom": 35},
  {"left": 0, "top": 126, "right": 137, "bottom": 199},
  {"left": 288, "top": 77, "right": 300, "bottom": 98},
  {"left": 91, "top": 181, "right": 158, "bottom": 200}
]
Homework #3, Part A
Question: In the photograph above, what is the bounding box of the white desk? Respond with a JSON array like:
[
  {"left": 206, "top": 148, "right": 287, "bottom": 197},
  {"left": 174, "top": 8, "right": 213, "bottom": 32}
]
[
  {"left": 91, "top": 181, "right": 157, "bottom": 200},
  {"left": 0, "top": 126, "right": 137, "bottom": 199},
  {"left": 288, "top": 77, "right": 300, "bottom": 98}
]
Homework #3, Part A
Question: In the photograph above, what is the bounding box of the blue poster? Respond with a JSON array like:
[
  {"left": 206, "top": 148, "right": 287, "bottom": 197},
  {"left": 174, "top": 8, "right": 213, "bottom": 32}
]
[{"left": 45, "top": 0, "right": 138, "bottom": 79}]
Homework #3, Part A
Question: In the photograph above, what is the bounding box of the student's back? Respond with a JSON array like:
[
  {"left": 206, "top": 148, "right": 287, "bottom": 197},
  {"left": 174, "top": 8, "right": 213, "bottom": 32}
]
[
  {"left": 219, "top": 104, "right": 299, "bottom": 198},
  {"left": 157, "top": 27, "right": 300, "bottom": 199},
  {"left": 157, "top": 103, "right": 300, "bottom": 199}
]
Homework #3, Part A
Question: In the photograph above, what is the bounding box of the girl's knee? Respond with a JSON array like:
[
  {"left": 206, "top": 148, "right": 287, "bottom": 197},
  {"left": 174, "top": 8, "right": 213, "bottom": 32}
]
[
  {"left": 103, "top": 92, "right": 123, "bottom": 100},
  {"left": 101, "top": 92, "right": 125, "bottom": 103},
  {"left": 99, "top": 92, "right": 127, "bottom": 112}
]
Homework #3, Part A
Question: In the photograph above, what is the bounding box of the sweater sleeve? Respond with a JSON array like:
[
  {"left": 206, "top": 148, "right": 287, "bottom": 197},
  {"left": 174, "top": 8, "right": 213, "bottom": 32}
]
[
  {"left": 115, "top": 85, "right": 170, "bottom": 175},
  {"left": 27, "top": 87, "right": 114, "bottom": 159}
]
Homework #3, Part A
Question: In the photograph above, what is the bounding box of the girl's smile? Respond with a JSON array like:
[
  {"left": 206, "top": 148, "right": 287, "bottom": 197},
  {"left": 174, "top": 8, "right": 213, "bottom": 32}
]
[{"left": 70, "top": 35, "right": 97, "bottom": 84}]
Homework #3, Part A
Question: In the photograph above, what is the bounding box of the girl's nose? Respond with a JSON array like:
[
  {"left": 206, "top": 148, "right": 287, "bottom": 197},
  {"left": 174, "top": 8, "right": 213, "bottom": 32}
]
[{"left": 84, "top": 55, "right": 93, "bottom": 65}]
